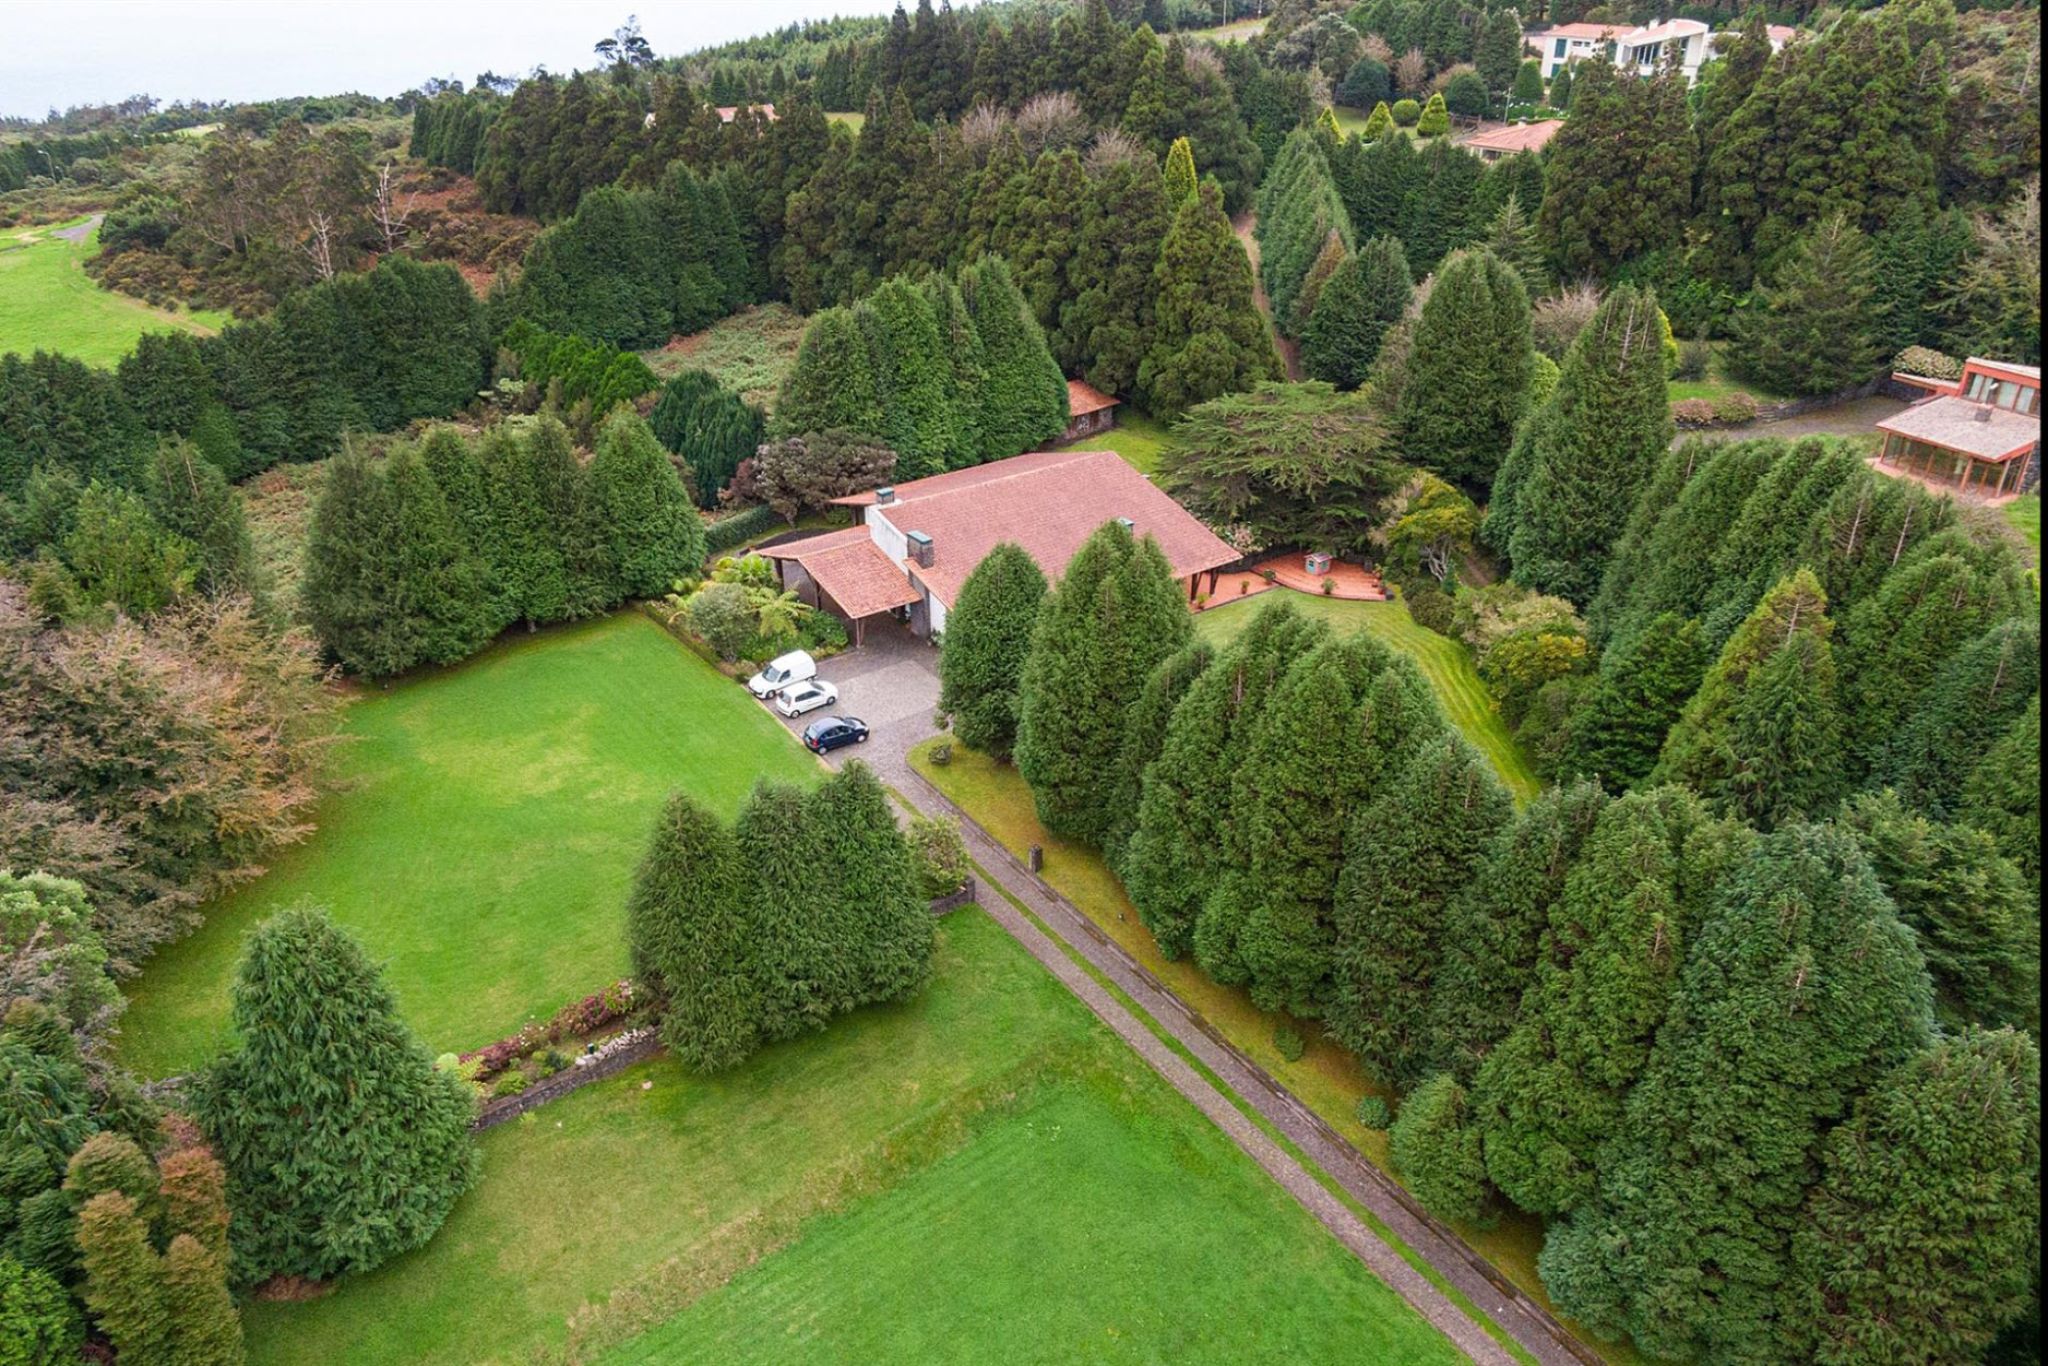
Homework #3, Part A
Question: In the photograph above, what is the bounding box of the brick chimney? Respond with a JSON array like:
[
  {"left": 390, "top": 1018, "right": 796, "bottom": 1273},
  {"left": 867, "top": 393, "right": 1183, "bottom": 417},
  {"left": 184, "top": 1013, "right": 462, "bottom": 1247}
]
[{"left": 907, "top": 530, "right": 934, "bottom": 567}]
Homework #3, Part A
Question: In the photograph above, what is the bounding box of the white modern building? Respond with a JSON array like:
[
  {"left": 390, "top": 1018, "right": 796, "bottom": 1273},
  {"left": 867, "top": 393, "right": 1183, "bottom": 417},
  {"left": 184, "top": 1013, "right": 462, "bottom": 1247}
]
[{"left": 1526, "top": 17, "right": 1795, "bottom": 85}]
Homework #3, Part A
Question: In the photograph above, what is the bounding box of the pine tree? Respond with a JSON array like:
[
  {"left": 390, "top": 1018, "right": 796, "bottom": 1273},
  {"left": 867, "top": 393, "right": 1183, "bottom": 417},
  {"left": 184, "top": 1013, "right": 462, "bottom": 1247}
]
[
  {"left": 1138, "top": 180, "right": 1282, "bottom": 417},
  {"left": 75, "top": 1192, "right": 167, "bottom": 1363},
  {"left": 960, "top": 255, "right": 1068, "bottom": 461},
  {"left": 1425, "top": 780, "right": 1609, "bottom": 1082},
  {"left": 627, "top": 791, "right": 757, "bottom": 1072},
  {"left": 1792, "top": 1027, "right": 2041, "bottom": 1364},
  {"left": 300, "top": 452, "right": 412, "bottom": 676},
  {"left": 1558, "top": 612, "right": 1704, "bottom": 790},
  {"left": 142, "top": 439, "right": 257, "bottom": 600},
  {"left": 386, "top": 446, "right": 497, "bottom": 668},
  {"left": 807, "top": 762, "right": 933, "bottom": 1008},
  {"left": 1302, "top": 236, "right": 1411, "bottom": 390},
  {"left": 1504, "top": 285, "right": 1674, "bottom": 605},
  {"left": 1123, "top": 600, "right": 1328, "bottom": 956},
  {"left": 1475, "top": 787, "right": 1749, "bottom": 1217},
  {"left": 938, "top": 542, "right": 1048, "bottom": 760},
  {"left": 1104, "top": 641, "right": 1214, "bottom": 873},
  {"left": 1162, "top": 135, "right": 1197, "bottom": 204},
  {"left": 1390, "top": 1072, "right": 1494, "bottom": 1225},
  {"left": 1961, "top": 693, "right": 2040, "bottom": 891},
  {"left": 1328, "top": 733, "right": 1512, "bottom": 1089},
  {"left": 1731, "top": 214, "right": 1885, "bottom": 395},
  {"left": 588, "top": 408, "right": 702, "bottom": 599},
  {"left": 773, "top": 306, "right": 884, "bottom": 439},
  {"left": 191, "top": 906, "right": 478, "bottom": 1282},
  {"left": 1015, "top": 521, "right": 1192, "bottom": 845},
  {"left": 162, "top": 1233, "right": 243, "bottom": 1366},
  {"left": 1841, "top": 790, "right": 2038, "bottom": 1032},
  {"left": 1396, "top": 247, "right": 1532, "bottom": 490},
  {"left": 1538, "top": 824, "right": 1935, "bottom": 1362},
  {"left": 1480, "top": 193, "right": 1544, "bottom": 296},
  {"left": 1536, "top": 59, "right": 1693, "bottom": 276},
  {"left": 1222, "top": 634, "right": 1444, "bottom": 1014}
]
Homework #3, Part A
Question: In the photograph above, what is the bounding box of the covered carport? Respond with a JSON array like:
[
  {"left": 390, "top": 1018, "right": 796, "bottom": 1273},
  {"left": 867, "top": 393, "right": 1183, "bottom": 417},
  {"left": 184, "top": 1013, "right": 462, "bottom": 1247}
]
[{"left": 760, "top": 528, "right": 923, "bottom": 647}]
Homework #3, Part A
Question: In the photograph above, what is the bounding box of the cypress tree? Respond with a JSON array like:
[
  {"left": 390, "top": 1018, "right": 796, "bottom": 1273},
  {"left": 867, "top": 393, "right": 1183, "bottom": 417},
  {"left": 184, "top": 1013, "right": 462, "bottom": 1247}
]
[
  {"left": 1653, "top": 569, "right": 1846, "bottom": 828},
  {"left": 1390, "top": 1073, "right": 1494, "bottom": 1226},
  {"left": 648, "top": 371, "right": 764, "bottom": 509},
  {"left": 1504, "top": 285, "right": 1674, "bottom": 606},
  {"left": 1582, "top": 442, "right": 1706, "bottom": 647},
  {"left": 1694, "top": 439, "right": 1865, "bottom": 650},
  {"left": 1395, "top": 247, "right": 1532, "bottom": 491},
  {"left": 1881, "top": 616, "right": 2040, "bottom": 816},
  {"left": 1222, "top": 635, "right": 1444, "bottom": 1014},
  {"left": 420, "top": 426, "right": 516, "bottom": 634},
  {"left": 938, "top": 542, "right": 1049, "bottom": 760},
  {"left": 191, "top": 906, "right": 478, "bottom": 1282},
  {"left": 0, "top": 1257, "right": 80, "bottom": 1362},
  {"left": 1063, "top": 149, "right": 1172, "bottom": 398},
  {"left": 1791, "top": 1027, "right": 2041, "bottom": 1364},
  {"left": 627, "top": 792, "right": 758, "bottom": 1073},
  {"left": 1480, "top": 193, "right": 1545, "bottom": 297},
  {"left": 960, "top": 255, "right": 1067, "bottom": 461},
  {"left": 1328, "top": 733, "right": 1512, "bottom": 1089},
  {"left": 1536, "top": 59, "right": 1692, "bottom": 277},
  {"left": 489, "top": 420, "right": 573, "bottom": 625},
  {"left": 1103, "top": 641, "right": 1214, "bottom": 874},
  {"left": 1417, "top": 91, "right": 1450, "bottom": 137},
  {"left": 1290, "top": 232, "right": 1349, "bottom": 337},
  {"left": 162, "top": 1233, "right": 243, "bottom": 1366},
  {"left": 1547, "top": 64, "right": 1571, "bottom": 110},
  {"left": 920, "top": 273, "right": 988, "bottom": 468},
  {"left": 1301, "top": 236, "right": 1411, "bottom": 391},
  {"left": 1138, "top": 180, "right": 1282, "bottom": 417},
  {"left": 1425, "top": 780, "right": 1609, "bottom": 1083},
  {"left": 1475, "top": 787, "right": 1750, "bottom": 1217},
  {"left": 588, "top": 408, "right": 703, "bottom": 599},
  {"left": 1511, "top": 59, "right": 1544, "bottom": 104},
  {"left": 773, "top": 306, "right": 884, "bottom": 439},
  {"left": 63, "top": 1133, "right": 159, "bottom": 1227},
  {"left": 734, "top": 781, "right": 837, "bottom": 1040},
  {"left": 1539, "top": 824, "right": 1935, "bottom": 1362},
  {"left": 1730, "top": 214, "right": 1885, "bottom": 395},
  {"left": 155, "top": 1146, "right": 230, "bottom": 1267},
  {"left": 807, "top": 762, "right": 934, "bottom": 1008},
  {"left": 1557, "top": 612, "right": 1705, "bottom": 790},
  {"left": 858, "top": 276, "right": 966, "bottom": 479},
  {"left": 1841, "top": 790, "right": 2038, "bottom": 1032},
  {"left": 142, "top": 439, "right": 257, "bottom": 600},
  {"left": 75, "top": 1192, "right": 167, "bottom": 1363},
  {"left": 1360, "top": 100, "right": 1394, "bottom": 140},
  {"left": 1015, "top": 522, "right": 1192, "bottom": 845},
  {"left": 386, "top": 446, "right": 497, "bottom": 668},
  {"left": 301, "top": 452, "right": 411, "bottom": 676},
  {"left": 1399, "top": 139, "right": 1486, "bottom": 274},
  {"left": 1162, "top": 135, "right": 1197, "bottom": 205},
  {"left": 1961, "top": 693, "right": 2040, "bottom": 891},
  {"left": 1256, "top": 131, "right": 1353, "bottom": 334},
  {"left": 1123, "top": 600, "right": 1328, "bottom": 956}
]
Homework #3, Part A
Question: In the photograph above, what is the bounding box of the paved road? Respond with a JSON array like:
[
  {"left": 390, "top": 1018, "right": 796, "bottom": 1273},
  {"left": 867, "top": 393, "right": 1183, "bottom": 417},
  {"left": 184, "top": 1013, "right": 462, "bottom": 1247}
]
[
  {"left": 51, "top": 213, "right": 103, "bottom": 244},
  {"left": 752, "top": 624, "right": 1595, "bottom": 1366}
]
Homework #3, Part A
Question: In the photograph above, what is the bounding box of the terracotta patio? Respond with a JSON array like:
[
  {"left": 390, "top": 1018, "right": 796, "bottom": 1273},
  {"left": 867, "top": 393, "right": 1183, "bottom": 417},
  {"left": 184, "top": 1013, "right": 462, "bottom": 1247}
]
[{"left": 1200, "top": 553, "right": 1388, "bottom": 610}]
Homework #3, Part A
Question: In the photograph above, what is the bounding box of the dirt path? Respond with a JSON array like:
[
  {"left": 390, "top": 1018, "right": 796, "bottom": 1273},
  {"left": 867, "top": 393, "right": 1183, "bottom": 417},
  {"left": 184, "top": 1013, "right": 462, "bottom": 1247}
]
[
  {"left": 52, "top": 213, "right": 103, "bottom": 244},
  {"left": 1233, "top": 209, "right": 1303, "bottom": 381}
]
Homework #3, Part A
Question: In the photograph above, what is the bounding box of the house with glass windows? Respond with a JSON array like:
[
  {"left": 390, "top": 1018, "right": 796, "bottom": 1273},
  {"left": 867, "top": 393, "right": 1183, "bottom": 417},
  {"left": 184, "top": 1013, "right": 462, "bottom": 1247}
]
[{"left": 1876, "top": 358, "right": 2040, "bottom": 500}]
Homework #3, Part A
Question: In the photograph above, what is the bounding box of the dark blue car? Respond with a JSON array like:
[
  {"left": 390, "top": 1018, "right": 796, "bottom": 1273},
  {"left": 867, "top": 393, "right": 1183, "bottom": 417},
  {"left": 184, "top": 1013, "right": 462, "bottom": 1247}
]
[{"left": 802, "top": 715, "right": 869, "bottom": 753}]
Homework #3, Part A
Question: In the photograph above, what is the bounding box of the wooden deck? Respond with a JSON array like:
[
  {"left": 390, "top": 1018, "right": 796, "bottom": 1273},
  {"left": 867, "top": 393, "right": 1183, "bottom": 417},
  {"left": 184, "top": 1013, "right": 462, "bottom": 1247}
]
[{"left": 1201, "top": 554, "right": 1388, "bottom": 610}]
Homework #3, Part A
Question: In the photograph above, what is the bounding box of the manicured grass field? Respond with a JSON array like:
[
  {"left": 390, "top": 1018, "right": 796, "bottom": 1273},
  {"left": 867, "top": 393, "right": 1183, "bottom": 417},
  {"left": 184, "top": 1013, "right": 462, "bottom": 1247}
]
[
  {"left": 825, "top": 110, "right": 866, "bottom": 132},
  {"left": 1091, "top": 409, "right": 1174, "bottom": 474},
  {"left": 1666, "top": 342, "right": 1782, "bottom": 406},
  {"left": 117, "top": 612, "right": 820, "bottom": 1078},
  {"left": 642, "top": 303, "right": 808, "bottom": 411},
  {"left": 2003, "top": 491, "right": 2039, "bottom": 553},
  {"left": 233, "top": 910, "right": 1455, "bottom": 1366},
  {"left": 909, "top": 740, "right": 1635, "bottom": 1364},
  {"left": 1195, "top": 593, "right": 1540, "bottom": 799},
  {"left": 0, "top": 217, "right": 226, "bottom": 365}
]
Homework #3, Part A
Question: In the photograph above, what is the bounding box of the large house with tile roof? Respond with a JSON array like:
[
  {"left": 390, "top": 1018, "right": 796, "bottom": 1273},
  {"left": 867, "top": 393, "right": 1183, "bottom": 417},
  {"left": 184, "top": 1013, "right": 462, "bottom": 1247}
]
[
  {"left": 1877, "top": 357, "right": 2041, "bottom": 499},
  {"left": 760, "top": 449, "right": 1238, "bottom": 644}
]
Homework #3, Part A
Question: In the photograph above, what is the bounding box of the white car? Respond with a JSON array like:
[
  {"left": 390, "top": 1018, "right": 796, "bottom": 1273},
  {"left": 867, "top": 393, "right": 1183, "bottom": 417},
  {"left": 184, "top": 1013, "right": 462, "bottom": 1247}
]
[
  {"left": 747, "top": 649, "right": 816, "bottom": 699},
  {"left": 774, "top": 679, "right": 839, "bottom": 718}
]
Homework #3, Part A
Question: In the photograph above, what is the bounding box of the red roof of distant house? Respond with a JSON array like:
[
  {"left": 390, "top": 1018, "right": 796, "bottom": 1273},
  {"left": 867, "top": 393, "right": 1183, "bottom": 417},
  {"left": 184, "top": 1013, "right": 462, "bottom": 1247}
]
[
  {"left": 1462, "top": 120, "right": 1564, "bottom": 155},
  {"left": 757, "top": 526, "right": 922, "bottom": 618},
  {"left": 1531, "top": 22, "right": 1618, "bottom": 39},
  {"left": 1877, "top": 395, "right": 2040, "bottom": 463},
  {"left": 715, "top": 103, "right": 776, "bottom": 123},
  {"left": 1066, "top": 379, "right": 1120, "bottom": 417},
  {"left": 1766, "top": 24, "right": 1798, "bottom": 43},
  {"left": 820, "top": 448, "right": 1237, "bottom": 611}
]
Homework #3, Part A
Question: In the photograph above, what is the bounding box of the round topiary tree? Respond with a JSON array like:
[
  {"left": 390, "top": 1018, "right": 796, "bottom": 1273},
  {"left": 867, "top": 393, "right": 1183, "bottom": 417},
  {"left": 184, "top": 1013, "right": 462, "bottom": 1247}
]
[
  {"left": 191, "top": 906, "right": 479, "bottom": 1283},
  {"left": 1392, "top": 98, "right": 1422, "bottom": 127},
  {"left": 1418, "top": 91, "right": 1451, "bottom": 136}
]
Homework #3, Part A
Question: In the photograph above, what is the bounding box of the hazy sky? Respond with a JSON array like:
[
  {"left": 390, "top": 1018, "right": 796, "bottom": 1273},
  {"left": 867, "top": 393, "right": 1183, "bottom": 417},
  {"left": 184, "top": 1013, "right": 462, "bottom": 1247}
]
[{"left": 0, "top": 1, "right": 910, "bottom": 120}]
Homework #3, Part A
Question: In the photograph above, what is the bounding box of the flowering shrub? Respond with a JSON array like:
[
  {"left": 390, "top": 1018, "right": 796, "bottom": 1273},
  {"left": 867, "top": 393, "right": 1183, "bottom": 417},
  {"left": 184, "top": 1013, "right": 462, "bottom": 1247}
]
[
  {"left": 460, "top": 979, "right": 639, "bottom": 1079},
  {"left": 1671, "top": 398, "right": 1717, "bottom": 426},
  {"left": 1892, "top": 345, "right": 1962, "bottom": 381},
  {"left": 1712, "top": 392, "right": 1759, "bottom": 423}
]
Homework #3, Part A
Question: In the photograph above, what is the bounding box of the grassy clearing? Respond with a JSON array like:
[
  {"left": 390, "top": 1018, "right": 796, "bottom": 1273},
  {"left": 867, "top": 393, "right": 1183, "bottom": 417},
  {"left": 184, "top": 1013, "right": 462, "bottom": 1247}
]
[
  {"left": 1089, "top": 409, "right": 1174, "bottom": 474},
  {"left": 643, "top": 303, "right": 808, "bottom": 411},
  {"left": 117, "top": 612, "right": 820, "bottom": 1078},
  {"left": 1195, "top": 593, "right": 1540, "bottom": 799},
  {"left": 234, "top": 910, "right": 1456, "bottom": 1365},
  {"left": 910, "top": 739, "right": 1637, "bottom": 1363},
  {"left": 826, "top": 110, "right": 866, "bottom": 132},
  {"left": 1666, "top": 342, "right": 1781, "bottom": 406},
  {"left": 0, "top": 217, "right": 227, "bottom": 364},
  {"left": 2002, "top": 491, "right": 2039, "bottom": 553}
]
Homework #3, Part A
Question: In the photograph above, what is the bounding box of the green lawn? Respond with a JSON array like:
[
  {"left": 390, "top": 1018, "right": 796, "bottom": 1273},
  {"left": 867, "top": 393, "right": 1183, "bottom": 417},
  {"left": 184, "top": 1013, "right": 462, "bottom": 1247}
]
[
  {"left": 1195, "top": 593, "right": 1539, "bottom": 799},
  {"left": 1090, "top": 409, "right": 1174, "bottom": 475},
  {"left": 0, "top": 217, "right": 226, "bottom": 365},
  {"left": 1666, "top": 342, "right": 1781, "bottom": 406},
  {"left": 2003, "top": 491, "right": 2039, "bottom": 553},
  {"left": 825, "top": 110, "right": 866, "bottom": 132},
  {"left": 233, "top": 910, "right": 1456, "bottom": 1366},
  {"left": 117, "top": 612, "right": 820, "bottom": 1079}
]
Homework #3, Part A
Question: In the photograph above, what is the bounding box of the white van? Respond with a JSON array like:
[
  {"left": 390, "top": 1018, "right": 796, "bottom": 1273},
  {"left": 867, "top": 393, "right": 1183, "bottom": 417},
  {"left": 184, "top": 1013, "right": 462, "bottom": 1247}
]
[{"left": 747, "top": 649, "right": 817, "bottom": 699}]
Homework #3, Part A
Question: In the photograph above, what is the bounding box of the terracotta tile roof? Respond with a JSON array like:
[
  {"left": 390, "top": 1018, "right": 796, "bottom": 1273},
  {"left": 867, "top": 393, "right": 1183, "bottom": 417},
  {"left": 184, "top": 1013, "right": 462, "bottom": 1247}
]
[
  {"left": 1878, "top": 395, "right": 2040, "bottom": 463},
  {"left": 715, "top": 103, "right": 776, "bottom": 122},
  {"left": 759, "top": 527, "right": 922, "bottom": 618},
  {"left": 1617, "top": 17, "right": 1708, "bottom": 44},
  {"left": 879, "top": 449, "right": 1238, "bottom": 610},
  {"left": 830, "top": 449, "right": 1088, "bottom": 508},
  {"left": 1462, "top": 120, "right": 1563, "bottom": 155},
  {"left": 1066, "top": 379, "right": 1120, "bottom": 416},
  {"left": 1967, "top": 357, "right": 2041, "bottom": 381},
  {"left": 1765, "top": 24, "right": 1798, "bottom": 43},
  {"left": 1530, "top": 22, "right": 1618, "bottom": 39}
]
